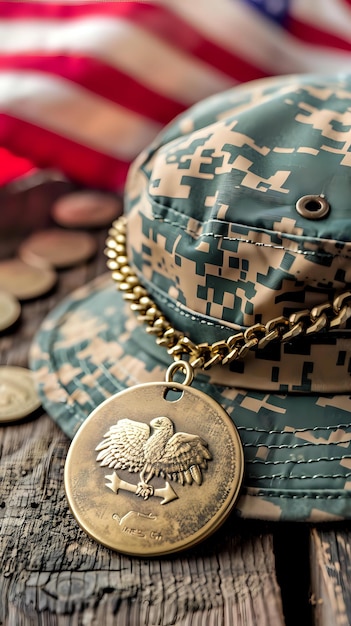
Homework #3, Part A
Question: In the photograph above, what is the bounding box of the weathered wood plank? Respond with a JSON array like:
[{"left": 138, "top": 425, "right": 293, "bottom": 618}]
[
  {"left": 310, "top": 527, "right": 351, "bottom": 626},
  {"left": 0, "top": 413, "right": 285, "bottom": 626}
]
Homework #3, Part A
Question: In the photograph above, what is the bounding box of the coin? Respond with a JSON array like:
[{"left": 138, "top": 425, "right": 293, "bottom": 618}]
[
  {"left": 18, "top": 228, "right": 97, "bottom": 269},
  {"left": 0, "top": 366, "right": 41, "bottom": 422},
  {"left": 0, "top": 258, "right": 57, "bottom": 300},
  {"left": 51, "top": 191, "right": 123, "bottom": 228},
  {"left": 65, "top": 382, "right": 244, "bottom": 556},
  {"left": 0, "top": 290, "right": 21, "bottom": 331}
]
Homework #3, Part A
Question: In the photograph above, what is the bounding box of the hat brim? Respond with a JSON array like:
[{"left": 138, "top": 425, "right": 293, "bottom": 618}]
[{"left": 30, "top": 273, "right": 351, "bottom": 522}]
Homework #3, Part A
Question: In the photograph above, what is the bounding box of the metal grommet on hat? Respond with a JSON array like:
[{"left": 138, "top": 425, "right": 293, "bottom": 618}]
[{"left": 295, "top": 194, "right": 330, "bottom": 219}]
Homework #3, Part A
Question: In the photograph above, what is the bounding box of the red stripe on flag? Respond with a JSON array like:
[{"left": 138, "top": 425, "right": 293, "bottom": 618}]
[
  {"left": 0, "top": 55, "right": 186, "bottom": 121},
  {"left": 0, "top": 2, "right": 158, "bottom": 19},
  {"left": 0, "top": 147, "right": 35, "bottom": 185},
  {"left": 113, "top": 3, "right": 269, "bottom": 82},
  {"left": 0, "top": 114, "right": 130, "bottom": 190},
  {"left": 0, "top": 1, "right": 268, "bottom": 82},
  {"left": 287, "top": 16, "right": 351, "bottom": 51}
]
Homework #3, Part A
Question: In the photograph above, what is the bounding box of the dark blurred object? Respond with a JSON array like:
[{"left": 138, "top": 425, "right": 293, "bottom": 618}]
[
  {"left": 0, "top": 172, "right": 76, "bottom": 250},
  {"left": 51, "top": 191, "right": 123, "bottom": 228}
]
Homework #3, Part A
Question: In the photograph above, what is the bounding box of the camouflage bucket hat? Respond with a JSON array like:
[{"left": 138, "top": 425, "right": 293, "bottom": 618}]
[{"left": 31, "top": 73, "right": 351, "bottom": 524}]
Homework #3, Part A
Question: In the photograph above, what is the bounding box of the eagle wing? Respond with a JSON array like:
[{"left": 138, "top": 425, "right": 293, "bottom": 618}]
[
  {"left": 95, "top": 418, "right": 149, "bottom": 473},
  {"left": 152, "top": 431, "right": 212, "bottom": 486}
]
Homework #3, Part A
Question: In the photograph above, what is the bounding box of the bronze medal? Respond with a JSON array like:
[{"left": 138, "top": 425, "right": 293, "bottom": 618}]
[
  {"left": 64, "top": 369, "right": 243, "bottom": 556},
  {"left": 65, "top": 220, "right": 245, "bottom": 555}
]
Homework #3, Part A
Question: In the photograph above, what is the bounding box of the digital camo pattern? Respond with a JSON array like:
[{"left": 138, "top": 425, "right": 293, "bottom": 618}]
[
  {"left": 125, "top": 73, "right": 351, "bottom": 394},
  {"left": 31, "top": 74, "right": 351, "bottom": 521},
  {"left": 30, "top": 275, "right": 351, "bottom": 522}
]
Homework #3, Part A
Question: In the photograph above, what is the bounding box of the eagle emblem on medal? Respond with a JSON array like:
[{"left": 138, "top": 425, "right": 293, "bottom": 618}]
[{"left": 95, "top": 416, "right": 212, "bottom": 504}]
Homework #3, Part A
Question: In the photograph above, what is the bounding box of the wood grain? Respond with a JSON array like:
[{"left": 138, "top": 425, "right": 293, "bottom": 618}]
[
  {"left": 310, "top": 527, "right": 351, "bottom": 626},
  {"left": 0, "top": 412, "right": 285, "bottom": 625}
]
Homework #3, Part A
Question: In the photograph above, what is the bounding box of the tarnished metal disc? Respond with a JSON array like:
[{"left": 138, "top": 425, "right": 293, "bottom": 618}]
[
  {"left": 0, "top": 290, "right": 21, "bottom": 331},
  {"left": 65, "top": 382, "right": 243, "bottom": 556},
  {"left": 18, "top": 228, "right": 96, "bottom": 269},
  {"left": 51, "top": 191, "right": 122, "bottom": 228},
  {"left": 0, "top": 258, "right": 57, "bottom": 300},
  {"left": 0, "top": 366, "right": 41, "bottom": 422}
]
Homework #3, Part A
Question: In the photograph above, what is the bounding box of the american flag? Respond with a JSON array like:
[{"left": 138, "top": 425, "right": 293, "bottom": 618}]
[{"left": 0, "top": 0, "right": 350, "bottom": 190}]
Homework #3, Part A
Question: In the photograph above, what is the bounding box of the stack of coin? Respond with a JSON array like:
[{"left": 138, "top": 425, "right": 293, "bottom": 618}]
[
  {"left": 0, "top": 230, "right": 96, "bottom": 422},
  {"left": 0, "top": 228, "right": 97, "bottom": 329},
  {"left": 1, "top": 221, "right": 100, "bottom": 289},
  {"left": 0, "top": 189, "right": 121, "bottom": 421}
]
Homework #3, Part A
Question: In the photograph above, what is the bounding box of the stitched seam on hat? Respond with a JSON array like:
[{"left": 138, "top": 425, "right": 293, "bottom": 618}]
[
  {"left": 139, "top": 271, "right": 238, "bottom": 332},
  {"left": 237, "top": 424, "right": 351, "bottom": 434},
  {"left": 247, "top": 473, "right": 351, "bottom": 480},
  {"left": 242, "top": 491, "right": 351, "bottom": 499},
  {"left": 159, "top": 297, "right": 234, "bottom": 330},
  {"left": 248, "top": 456, "right": 351, "bottom": 464},
  {"left": 153, "top": 214, "right": 351, "bottom": 259},
  {"left": 243, "top": 441, "right": 351, "bottom": 448}
]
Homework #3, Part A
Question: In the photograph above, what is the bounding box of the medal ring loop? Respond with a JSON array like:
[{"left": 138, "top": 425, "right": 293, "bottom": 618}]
[{"left": 165, "top": 360, "right": 194, "bottom": 387}]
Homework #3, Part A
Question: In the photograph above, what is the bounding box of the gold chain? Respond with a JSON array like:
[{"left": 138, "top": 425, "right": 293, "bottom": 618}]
[{"left": 105, "top": 216, "right": 351, "bottom": 371}]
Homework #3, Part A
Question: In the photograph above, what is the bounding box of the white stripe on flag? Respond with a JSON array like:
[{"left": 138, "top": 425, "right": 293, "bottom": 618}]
[
  {"left": 0, "top": 71, "right": 161, "bottom": 159},
  {"left": 0, "top": 16, "right": 233, "bottom": 104},
  {"left": 290, "top": 0, "right": 351, "bottom": 42},
  {"left": 169, "top": 0, "right": 351, "bottom": 74}
]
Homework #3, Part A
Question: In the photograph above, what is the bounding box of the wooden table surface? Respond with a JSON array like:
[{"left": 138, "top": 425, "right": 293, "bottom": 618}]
[{"left": 1, "top": 183, "right": 351, "bottom": 626}]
